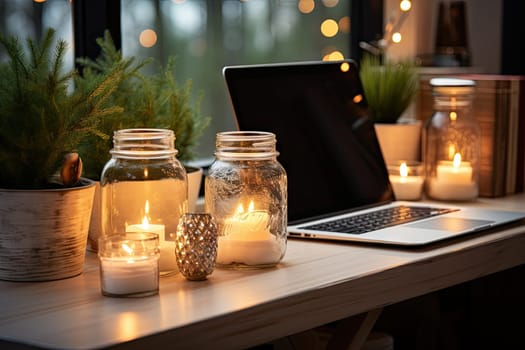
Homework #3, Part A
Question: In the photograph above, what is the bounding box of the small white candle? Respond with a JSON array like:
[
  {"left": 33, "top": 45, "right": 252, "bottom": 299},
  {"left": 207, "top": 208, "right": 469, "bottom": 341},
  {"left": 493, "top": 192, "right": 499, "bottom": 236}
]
[
  {"left": 126, "top": 222, "right": 177, "bottom": 274},
  {"left": 436, "top": 153, "right": 472, "bottom": 184},
  {"left": 100, "top": 256, "right": 159, "bottom": 296},
  {"left": 217, "top": 236, "right": 282, "bottom": 266},
  {"left": 428, "top": 153, "right": 478, "bottom": 200},
  {"left": 217, "top": 201, "right": 281, "bottom": 267},
  {"left": 389, "top": 162, "right": 424, "bottom": 200},
  {"left": 126, "top": 201, "right": 177, "bottom": 274}
]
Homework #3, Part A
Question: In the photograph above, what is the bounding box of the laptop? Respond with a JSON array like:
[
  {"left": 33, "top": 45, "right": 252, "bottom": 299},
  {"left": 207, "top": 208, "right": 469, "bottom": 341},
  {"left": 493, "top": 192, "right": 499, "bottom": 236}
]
[{"left": 222, "top": 59, "right": 525, "bottom": 246}]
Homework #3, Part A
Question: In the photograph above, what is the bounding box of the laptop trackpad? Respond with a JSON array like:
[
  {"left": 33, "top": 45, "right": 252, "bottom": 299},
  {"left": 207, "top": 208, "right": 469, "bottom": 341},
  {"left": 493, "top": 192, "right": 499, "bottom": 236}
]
[{"left": 407, "top": 217, "right": 494, "bottom": 232}]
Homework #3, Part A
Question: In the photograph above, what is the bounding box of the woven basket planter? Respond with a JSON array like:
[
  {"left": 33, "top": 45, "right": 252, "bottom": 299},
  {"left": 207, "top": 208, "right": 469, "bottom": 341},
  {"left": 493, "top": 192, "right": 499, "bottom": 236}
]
[{"left": 0, "top": 178, "right": 96, "bottom": 281}]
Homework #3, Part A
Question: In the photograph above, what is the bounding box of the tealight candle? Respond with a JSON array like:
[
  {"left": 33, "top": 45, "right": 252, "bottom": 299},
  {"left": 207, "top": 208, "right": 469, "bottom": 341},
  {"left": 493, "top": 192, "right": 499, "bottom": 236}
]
[
  {"left": 216, "top": 201, "right": 282, "bottom": 267},
  {"left": 388, "top": 161, "right": 424, "bottom": 201},
  {"left": 427, "top": 153, "right": 478, "bottom": 200},
  {"left": 98, "top": 233, "right": 159, "bottom": 298}
]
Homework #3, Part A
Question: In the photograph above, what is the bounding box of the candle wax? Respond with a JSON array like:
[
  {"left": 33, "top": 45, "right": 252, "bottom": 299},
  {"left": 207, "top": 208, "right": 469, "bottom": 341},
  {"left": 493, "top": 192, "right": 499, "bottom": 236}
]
[
  {"left": 218, "top": 209, "right": 282, "bottom": 266},
  {"left": 217, "top": 236, "right": 282, "bottom": 266},
  {"left": 100, "top": 256, "right": 159, "bottom": 296},
  {"left": 389, "top": 175, "right": 424, "bottom": 201}
]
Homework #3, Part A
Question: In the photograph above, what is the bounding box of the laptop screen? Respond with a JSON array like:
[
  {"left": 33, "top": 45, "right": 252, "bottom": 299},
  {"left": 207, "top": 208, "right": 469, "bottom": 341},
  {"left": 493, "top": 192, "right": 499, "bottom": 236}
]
[{"left": 223, "top": 59, "right": 394, "bottom": 223}]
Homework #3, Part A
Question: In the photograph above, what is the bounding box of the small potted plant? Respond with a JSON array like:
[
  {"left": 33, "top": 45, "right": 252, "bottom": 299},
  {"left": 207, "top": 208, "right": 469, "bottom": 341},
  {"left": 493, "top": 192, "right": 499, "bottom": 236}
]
[
  {"left": 0, "top": 29, "right": 125, "bottom": 281},
  {"left": 359, "top": 54, "right": 421, "bottom": 163},
  {"left": 76, "top": 32, "right": 210, "bottom": 251}
]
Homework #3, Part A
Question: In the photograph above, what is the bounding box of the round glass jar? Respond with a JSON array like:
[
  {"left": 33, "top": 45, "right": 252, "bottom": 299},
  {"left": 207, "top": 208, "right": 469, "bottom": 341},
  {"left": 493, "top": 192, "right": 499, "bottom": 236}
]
[
  {"left": 423, "top": 78, "right": 480, "bottom": 201},
  {"left": 205, "top": 131, "right": 287, "bottom": 269},
  {"left": 100, "top": 129, "right": 187, "bottom": 276}
]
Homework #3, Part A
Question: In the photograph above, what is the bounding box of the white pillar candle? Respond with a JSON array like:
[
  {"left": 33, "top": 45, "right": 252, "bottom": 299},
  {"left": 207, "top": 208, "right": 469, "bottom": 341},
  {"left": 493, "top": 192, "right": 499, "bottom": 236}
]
[
  {"left": 436, "top": 153, "right": 472, "bottom": 184},
  {"left": 126, "top": 222, "right": 176, "bottom": 274},
  {"left": 389, "top": 162, "right": 424, "bottom": 200},
  {"left": 217, "top": 202, "right": 281, "bottom": 266},
  {"left": 428, "top": 153, "right": 478, "bottom": 200},
  {"left": 100, "top": 256, "right": 159, "bottom": 296}
]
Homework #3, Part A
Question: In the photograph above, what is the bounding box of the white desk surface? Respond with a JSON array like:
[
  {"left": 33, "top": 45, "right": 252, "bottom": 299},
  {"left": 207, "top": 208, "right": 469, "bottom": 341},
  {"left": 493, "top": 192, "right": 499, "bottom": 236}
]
[{"left": 1, "top": 194, "right": 524, "bottom": 349}]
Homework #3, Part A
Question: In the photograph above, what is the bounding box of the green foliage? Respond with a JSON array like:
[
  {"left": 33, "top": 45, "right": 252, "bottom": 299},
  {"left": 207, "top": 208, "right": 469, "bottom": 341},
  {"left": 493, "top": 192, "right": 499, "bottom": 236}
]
[
  {"left": 0, "top": 29, "right": 125, "bottom": 189},
  {"left": 359, "top": 54, "right": 419, "bottom": 124},
  {"left": 77, "top": 32, "right": 210, "bottom": 180}
]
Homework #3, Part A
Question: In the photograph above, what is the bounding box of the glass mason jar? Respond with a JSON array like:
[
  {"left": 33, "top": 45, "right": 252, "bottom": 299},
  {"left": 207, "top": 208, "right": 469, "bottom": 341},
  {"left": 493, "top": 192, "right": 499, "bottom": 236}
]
[
  {"left": 100, "top": 129, "right": 187, "bottom": 276},
  {"left": 205, "top": 131, "right": 287, "bottom": 269},
  {"left": 423, "top": 78, "right": 480, "bottom": 201}
]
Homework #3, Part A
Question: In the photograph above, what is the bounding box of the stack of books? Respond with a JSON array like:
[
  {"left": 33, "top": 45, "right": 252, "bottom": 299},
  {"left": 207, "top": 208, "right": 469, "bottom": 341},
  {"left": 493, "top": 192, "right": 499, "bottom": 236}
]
[{"left": 416, "top": 74, "right": 525, "bottom": 197}]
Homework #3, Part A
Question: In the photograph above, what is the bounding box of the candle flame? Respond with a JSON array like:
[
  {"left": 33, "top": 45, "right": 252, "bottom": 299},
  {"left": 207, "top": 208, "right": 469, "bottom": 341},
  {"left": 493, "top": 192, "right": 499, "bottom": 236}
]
[
  {"left": 142, "top": 200, "right": 151, "bottom": 226},
  {"left": 399, "top": 162, "right": 408, "bottom": 177},
  {"left": 235, "top": 200, "right": 256, "bottom": 215},
  {"left": 453, "top": 153, "right": 462, "bottom": 168}
]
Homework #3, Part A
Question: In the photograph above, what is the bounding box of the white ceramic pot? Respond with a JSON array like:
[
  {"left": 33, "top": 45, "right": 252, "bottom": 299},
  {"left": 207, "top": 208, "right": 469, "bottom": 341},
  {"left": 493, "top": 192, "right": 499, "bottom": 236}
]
[
  {"left": 374, "top": 121, "right": 422, "bottom": 163},
  {"left": 0, "top": 179, "right": 96, "bottom": 281}
]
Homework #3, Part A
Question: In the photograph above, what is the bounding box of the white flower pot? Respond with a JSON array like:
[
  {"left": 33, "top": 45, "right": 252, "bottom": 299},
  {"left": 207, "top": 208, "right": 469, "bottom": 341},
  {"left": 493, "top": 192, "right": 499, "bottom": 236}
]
[{"left": 374, "top": 121, "right": 422, "bottom": 163}]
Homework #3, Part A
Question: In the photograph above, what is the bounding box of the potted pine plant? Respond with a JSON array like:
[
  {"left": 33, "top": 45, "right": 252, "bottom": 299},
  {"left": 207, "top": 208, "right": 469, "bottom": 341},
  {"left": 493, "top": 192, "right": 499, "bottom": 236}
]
[
  {"left": 76, "top": 32, "right": 210, "bottom": 251},
  {"left": 0, "top": 29, "right": 125, "bottom": 281},
  {"left": 359, "top": 54, "right": 421, "bottom": 163}
]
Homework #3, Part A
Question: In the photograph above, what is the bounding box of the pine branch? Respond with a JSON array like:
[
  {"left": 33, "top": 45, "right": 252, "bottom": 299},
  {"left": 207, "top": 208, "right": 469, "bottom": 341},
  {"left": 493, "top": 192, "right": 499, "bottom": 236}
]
[{"left": 0, "top": 28, "right": 127, "bottom": 189}]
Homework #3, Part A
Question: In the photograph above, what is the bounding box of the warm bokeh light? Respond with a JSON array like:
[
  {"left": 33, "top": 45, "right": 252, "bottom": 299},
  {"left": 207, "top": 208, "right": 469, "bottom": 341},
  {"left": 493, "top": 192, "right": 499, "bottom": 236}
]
[
  {"left": 353, "top": 94, "right": 363, "bottom": 104},
  {"left": 449, "top": 111, "right": 457, "bottom": 121},
  {"left": 320, "top": 19, "right": 338, "bottom": 38},
  {"left": 400, "top": 0, "right": 412, "bottom": 12},
  {"left": 448, "top": 144, "right": 456, "bottom": 160},
  {"left": 298, "top": 0, "right": 315, "bottom": 14},
  {"left": 392, "top": 32, "right": 402, "bottom": 43},
  {"left": 34, "top": 0, "right": 46, "bottom": 3},
  {"left": 322, "top": 0, "right": 339, "bottom": 8},
  {"left": 338, "top": 16, "right": 350, "bottom": 33},
  {"left": 340, "top": 62, "right": 350, "bottom": 72},
  {"left": 116, "top": 312, "right": 140, "bottom": 342},
  {"left": 139, "top": 29, "right": 157, "bottom": 48},
  {"left": 322, "top": 50, "right": 344, "bottom": 61}
]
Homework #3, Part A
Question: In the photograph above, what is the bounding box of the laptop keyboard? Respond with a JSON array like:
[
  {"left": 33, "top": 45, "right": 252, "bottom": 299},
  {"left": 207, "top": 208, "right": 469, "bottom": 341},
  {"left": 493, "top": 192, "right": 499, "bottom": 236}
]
[{"left": 299, "top": 205, "right": 458, "bottom": 235}]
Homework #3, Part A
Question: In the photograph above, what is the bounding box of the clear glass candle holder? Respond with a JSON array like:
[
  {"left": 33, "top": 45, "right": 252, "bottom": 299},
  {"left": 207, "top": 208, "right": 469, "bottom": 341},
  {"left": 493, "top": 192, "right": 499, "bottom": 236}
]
[
  {"left": 205, "top": 131, "right": 288, "bottom": 269},
  {"left": 175, "top": 213, "right": 218, "bottom": 281},
  {"left": 100, "top": 129, "right": 188, "bottom": 276},
  {"left": 98, "top": 233, "right": 160, "bottom": 298},
  {"left": 423, "top": 78, "right": 480, "bottom": 201},
  {"left": 388, "top": 161, "right": 425, "bottom": 201}
]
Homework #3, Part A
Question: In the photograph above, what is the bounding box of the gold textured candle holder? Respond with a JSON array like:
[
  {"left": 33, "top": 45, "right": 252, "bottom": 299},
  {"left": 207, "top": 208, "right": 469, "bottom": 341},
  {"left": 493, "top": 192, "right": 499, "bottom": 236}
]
[{"left": 175, "top": 213, "right": 218, "bottom": 281}]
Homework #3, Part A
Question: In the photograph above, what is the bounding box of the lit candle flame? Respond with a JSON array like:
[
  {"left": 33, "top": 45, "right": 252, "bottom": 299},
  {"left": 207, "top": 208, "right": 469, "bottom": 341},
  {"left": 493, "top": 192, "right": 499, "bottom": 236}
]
[
  {"left": 142, "top": 200, "right": 151, "bottom": 226},
  {"left": 235, "top": 200, "right": 256, "bottom": 215},
  {"left": 399, "top": 162, "right": 408, "bottom": 177},
  {"left": 453, "top": 153, "right": 462, "bottom": 169}
]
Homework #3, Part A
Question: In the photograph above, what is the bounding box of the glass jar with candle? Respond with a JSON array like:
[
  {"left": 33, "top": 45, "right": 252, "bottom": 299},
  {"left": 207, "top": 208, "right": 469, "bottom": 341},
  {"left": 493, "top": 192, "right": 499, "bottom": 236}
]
[
  {"left": 423, "top": 78, "right": 480, "bottom": 201},
  {"left": 100, "top": 129, "right": 187, "bottom": 276},
  {"left": 205, "top": 131, "right": 287, "bottom": 269}
]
